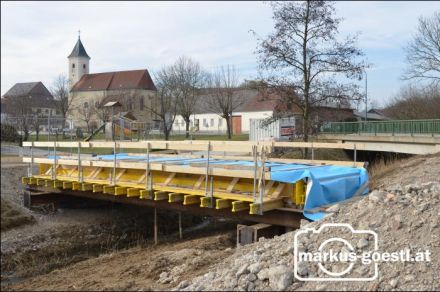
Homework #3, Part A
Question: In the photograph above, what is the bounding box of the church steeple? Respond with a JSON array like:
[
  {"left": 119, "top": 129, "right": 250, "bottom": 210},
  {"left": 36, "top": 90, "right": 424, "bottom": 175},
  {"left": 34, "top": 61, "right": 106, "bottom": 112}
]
[{"left": 68, "top": 32, "right": 90, "bottom": 88}]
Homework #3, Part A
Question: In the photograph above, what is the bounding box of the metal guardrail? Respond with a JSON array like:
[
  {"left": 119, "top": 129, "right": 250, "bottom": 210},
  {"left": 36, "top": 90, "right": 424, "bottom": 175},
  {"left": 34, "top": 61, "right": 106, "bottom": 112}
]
[{"left": 321, "top": 119, "right": 440, "bottom": 136}]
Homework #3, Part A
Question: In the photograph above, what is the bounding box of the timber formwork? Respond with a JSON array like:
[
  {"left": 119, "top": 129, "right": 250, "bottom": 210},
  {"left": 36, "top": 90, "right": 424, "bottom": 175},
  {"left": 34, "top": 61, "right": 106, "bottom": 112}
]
[{"left": 21, "top": 140, "right": 365, "bottom": 227}]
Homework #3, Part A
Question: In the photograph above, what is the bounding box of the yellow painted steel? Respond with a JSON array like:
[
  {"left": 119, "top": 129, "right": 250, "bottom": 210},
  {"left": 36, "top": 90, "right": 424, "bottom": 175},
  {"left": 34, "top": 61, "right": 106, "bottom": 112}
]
[
  {"left": 183, "top": 195, "right": 200, "bottom": 205},
  {"left": 81, "top": 183, "right": 93, "bottom": 191},
  {"left": 169, "top": 193, "right": 184, "bottom": 203},
  {"left": 53, "top": 180, "right": 63, "bottom": 188},
  {"left": 154, "top": 191, "right": 168, "bottom": 201},
  {"left": 249, "top": 199, "right": 284, "bottom": 215},
  {"left": 72, "top": 182, "right": 81, "bottom": 190},
  {"left": 115, "top": 187, "right": 127, "bottom": 196},
  {"left": 37, "top": 178, "right": 46, "bottom": 186},
  {"left": 232, "top": 201, "right": 250, "bottom": 212},
  {"left": 140, "top": 189, "right": 152, "bottom": 199},
  {"left": 200, "top": 197, "right": 212, "bottom": 208},
  {"left": 294, "top": 180, "right": 306, "bottom": 205},
  {"left": 216, "top": 199, "right": 232, "bottom": 210},
  {"left": 93, "top": 184, "right": 103, "bottom": 193},
  {"left": 127, "top": 188, "right": 141, "bottom": 197},
  {"left": 63, "top": 181, "right": 72, "bottom": 189},
  {"left": 103, "top": 185, "right": 115, "bottom": 195}
]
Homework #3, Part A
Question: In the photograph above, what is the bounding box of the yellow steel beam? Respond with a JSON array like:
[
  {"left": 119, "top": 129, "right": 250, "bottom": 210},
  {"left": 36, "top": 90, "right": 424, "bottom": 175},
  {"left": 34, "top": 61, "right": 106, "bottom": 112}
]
[
  {"left": 72, "top": 182, "right": 81, "bottom": 190},
  {"left": 28, "top": 177, "right": 38, "bottom": 185},
  {"left": 294, "top": 180, "right": 305, "bottom": 205},
  {"left": 37, "top": 178, "right": 46, "bottom": 186},
  {"left": 140, "top": 189, "right": 153, "bottom": 199},
  {"left": 216, "top": 199, "right": 232, "bottom": 210},
  {"left": 21, "top": 177, "right": 29, "bottom": 185},
  {"left": 200, "top": 197, "right": 213, "bottom": 208},
  {"left": 115, "top": 187, "right": 127, "bottom": 196},
  {"left": 93, "top": 184, "right": 103, "bottom": 193},
  {"left": 103, "top": 185, "right": 115, "bottom": 194},
  {"left": 183, "top": 195, "right": 201, "bottom": 205},
  {"left": 53, "top": 180, "right": 63, "bottom": 188},
  {"left": 44, "top": 180, "right": 54, "bottom": 188},
  {"left": 154, "top": 191, "right": 168, "bottom": 201},
  {"left": 168, "top": 192, "right": 184, "bottom": 203},
  {"left": 232, "top": 201, "right": 250, "bottom": 212},
  {"left": 63, "top": 181, "right": 73, "bottom": 189},
  {"left": 127, "top": 188, "right": 141, "bottom": 197},
  {"left": 81, "top": 183, "right": 93, "bottom": 191},
  {"left": 249, "top": 199, "right": 284, "bottom": 215}
]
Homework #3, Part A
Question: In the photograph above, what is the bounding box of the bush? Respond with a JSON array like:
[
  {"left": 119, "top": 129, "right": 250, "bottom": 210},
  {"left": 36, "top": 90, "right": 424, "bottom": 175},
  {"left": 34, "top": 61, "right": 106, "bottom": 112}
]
[{"left": 1, "top": 123, "right": 21, "bottom": 143}]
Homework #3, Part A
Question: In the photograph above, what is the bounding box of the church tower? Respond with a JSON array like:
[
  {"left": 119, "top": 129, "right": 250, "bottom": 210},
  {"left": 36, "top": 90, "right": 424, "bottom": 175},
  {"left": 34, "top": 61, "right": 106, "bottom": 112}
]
[{"left": 68, "top": 32, "right": 90, "bottom": 89}]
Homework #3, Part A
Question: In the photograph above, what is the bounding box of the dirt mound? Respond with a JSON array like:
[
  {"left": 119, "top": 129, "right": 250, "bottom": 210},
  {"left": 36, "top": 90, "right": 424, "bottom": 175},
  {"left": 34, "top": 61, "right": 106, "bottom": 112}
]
[
  {"left": 1, "top": 198, "right": 34, "bottom": 232},
  {"left": 177, "top": 154, "right": 440, "bottom": 291}
]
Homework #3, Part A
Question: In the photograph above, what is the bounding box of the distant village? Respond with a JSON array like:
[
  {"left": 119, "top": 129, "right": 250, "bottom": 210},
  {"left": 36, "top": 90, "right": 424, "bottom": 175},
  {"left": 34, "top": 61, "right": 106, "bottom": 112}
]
[{"left": 1, "top": 35, "right": 389, "bottom": 141}]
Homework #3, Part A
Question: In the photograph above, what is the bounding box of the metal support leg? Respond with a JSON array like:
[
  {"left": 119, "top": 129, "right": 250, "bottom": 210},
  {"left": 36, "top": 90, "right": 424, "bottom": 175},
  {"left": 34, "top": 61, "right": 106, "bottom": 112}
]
[
  {"left": 28, "top": 142, "right": 34, "bottom": 177},
  {"left": 78, "top": 143, "right": 82, "bottom": 183},
  {"left": 52, "top": 142, "right": 57, "bottom": 181},
  {"left": 253, "top": 145, "right": 258, "bottom": 203},
  {"left": 154, "top": 208, "right": 158, "bottom": 245},
  {"left": 112, "top": 141, "right": 117, "bottom": 185},
  {"left": 178, "top": 212, "right": 183, "bottom": 240},
  {"left": 353, "top": 144, "right": 357, "bottom": 167}
]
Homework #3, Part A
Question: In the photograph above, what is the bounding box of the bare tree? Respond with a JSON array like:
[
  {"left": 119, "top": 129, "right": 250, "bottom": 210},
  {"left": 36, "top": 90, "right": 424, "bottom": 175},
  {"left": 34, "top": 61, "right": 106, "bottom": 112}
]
[
  {"left": 51, "top": 75, "right": 71, "bottom": 136},
  {"left": 30, "top": 114, "right": 43, "bottom": 141},
  {"left": 77, "top": 105, "right": 92, "bottom": 133},
  {"left": 205, "top": 65, "right": 245, "bottom": 139},
  {"left": 148, "top": 66, "right": 180, "bottom": 140},
  {"left": 252, "top": 1, "right": 366, "bottom": 142},
  {"left": 402, "top": 11, "right": 440, "bottom": 86},
  {"left": 2, "top": 96, "right": 32, "bottom": 141},
  {"left": 384, "top": 84, "right": 440, "bottom": 119},
  {"left": 173, "top": 56, "right": 207, "bottom": 138}
]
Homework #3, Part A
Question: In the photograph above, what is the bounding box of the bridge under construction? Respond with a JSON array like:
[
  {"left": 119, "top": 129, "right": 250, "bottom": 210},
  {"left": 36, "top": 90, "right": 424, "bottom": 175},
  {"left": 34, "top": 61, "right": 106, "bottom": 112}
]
[{"left": 21, "top": 140, "right": 369, "bottom": 238}]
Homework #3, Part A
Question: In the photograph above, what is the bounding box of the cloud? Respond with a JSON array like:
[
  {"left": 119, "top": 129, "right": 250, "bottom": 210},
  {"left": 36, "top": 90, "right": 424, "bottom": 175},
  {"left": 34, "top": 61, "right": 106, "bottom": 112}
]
[{"left": 2, "top": 1, "right": 439, "bottom": 105}]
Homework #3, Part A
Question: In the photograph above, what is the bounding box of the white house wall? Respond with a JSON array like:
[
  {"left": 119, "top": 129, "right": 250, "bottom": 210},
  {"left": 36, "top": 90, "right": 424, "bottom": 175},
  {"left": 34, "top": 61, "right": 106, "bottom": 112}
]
[{"left": 172, "top": 111, "right": 273, "bottom": 134}]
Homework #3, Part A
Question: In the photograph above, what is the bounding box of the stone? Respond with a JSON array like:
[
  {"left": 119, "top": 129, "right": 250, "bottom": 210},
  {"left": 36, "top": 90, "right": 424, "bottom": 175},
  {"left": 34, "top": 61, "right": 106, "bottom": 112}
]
[
  {"left": 389, "top": 279, "right": 398, "bottom": 288},
  {"left": 296, "top": 261, "right": 309, "bottom": 276},
  {"left": 257, "top": 268, "right": 269, "bottom": 280},
  {"left": 248, "top": 262, "right": 261, "bottom": 274},
  {"left": 369, "top": 190, "right": 386, "bottom": 203},
  {"left": 267, "top": 265, "right": 294, "bottom": 291},
  {"left": 248, "top": 273, "right": 257, "bottom": 282},
  {"left": 357, "top": 238, "right": 369, "bottom": 249},
  {"left": 235, "top": 264, "right": 249, "bottom": 277}
]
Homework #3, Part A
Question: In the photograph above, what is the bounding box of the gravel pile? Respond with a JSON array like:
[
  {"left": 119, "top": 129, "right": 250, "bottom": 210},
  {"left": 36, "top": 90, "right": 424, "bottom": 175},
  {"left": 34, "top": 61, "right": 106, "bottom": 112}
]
[{"left": 177, "top": 156, "right": 440, "bottom": 291}]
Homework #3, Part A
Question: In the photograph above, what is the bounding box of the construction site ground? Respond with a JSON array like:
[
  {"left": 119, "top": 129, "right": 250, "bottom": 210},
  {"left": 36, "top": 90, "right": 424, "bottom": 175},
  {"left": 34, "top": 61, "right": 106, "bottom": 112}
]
[{"left": 1, "top": 153, "right": 439, "bottom": 291}]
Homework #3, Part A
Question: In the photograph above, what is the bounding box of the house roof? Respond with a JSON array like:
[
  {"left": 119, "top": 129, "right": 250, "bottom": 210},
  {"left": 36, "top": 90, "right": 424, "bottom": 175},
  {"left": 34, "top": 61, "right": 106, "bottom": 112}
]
[
  {"left": 3, "top": 82, "right": 51, "bottom": 98},
  {"left": 71, "top": 69, "right": 156, "bottom": 92},
  {"left": 354, "top": 110, "right": 390, "bottom": 120},
  {"left": 194, "top": 88, "right": 282, "bottom": 114},
  {"left": 68, "top": 37, "right": 90, "bottom": 59}
]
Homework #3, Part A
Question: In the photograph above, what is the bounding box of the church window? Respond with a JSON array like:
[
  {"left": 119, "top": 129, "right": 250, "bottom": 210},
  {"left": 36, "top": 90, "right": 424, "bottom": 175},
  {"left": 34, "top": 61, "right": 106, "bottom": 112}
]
[
  {"left": 83, "top": 64, "right": 86, "bottom": 69},
  {"left": 139, "top": 97, "right": 144, "bottom": 109},
  {"left": 72, "top": 64, "right": 75, "bottom": 68}
]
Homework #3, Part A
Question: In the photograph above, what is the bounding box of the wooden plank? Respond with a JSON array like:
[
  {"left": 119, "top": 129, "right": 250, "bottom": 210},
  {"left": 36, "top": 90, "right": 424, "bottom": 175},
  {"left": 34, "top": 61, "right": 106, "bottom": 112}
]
[
  {"left": 194, "top": 175, "right": 205, "bottom": 189},
  {"left": 163, "top": 172, "right": 176, "bottom": 186},
  {"left": 270, "top": 183, "right": 285, "bottom": 198}
]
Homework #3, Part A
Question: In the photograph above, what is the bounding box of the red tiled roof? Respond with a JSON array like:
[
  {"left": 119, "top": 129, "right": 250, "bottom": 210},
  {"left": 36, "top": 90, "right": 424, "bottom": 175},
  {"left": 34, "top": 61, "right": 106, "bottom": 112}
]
[{"left": 71, "top": 69, "right": 156, "bottom": 92}]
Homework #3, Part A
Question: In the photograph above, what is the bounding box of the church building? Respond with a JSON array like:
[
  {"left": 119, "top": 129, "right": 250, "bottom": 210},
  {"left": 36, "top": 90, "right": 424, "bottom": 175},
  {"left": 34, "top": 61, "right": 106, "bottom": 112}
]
[{"left": 67, "top": 35, "right": 158, "bottom": 129}]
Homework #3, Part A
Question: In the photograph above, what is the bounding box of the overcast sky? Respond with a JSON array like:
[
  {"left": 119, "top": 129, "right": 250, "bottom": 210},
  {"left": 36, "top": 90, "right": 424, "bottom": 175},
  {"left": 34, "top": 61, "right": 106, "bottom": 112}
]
[{"left": 1, "top": 1, "right": 439, "bottom": 107}]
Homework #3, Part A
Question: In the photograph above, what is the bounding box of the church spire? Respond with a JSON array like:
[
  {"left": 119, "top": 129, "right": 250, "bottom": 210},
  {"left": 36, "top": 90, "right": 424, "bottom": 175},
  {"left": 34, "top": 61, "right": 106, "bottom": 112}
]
[{"left": 68, "top": 32, "right": 90, "bottom": 59}]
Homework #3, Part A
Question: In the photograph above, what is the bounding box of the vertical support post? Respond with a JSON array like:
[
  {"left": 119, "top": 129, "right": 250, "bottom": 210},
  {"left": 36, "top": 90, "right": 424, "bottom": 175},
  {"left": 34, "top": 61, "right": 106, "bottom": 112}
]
[
  {"left": 205, "top": 142, "right": 212, "bottom": 207},
  {"left": 258, "top": 148, "right": 266, "bottom": 215},
  {"left": 154, "top": 208, "right": 158, "bottom": 245},
  {"left": 52, "top": 141, "right": 57, "bottom": 180},
  {"left": 311, "top": 142, "right": 314, "bottom": 160},
  {"left": 353, "top": 144, "right": 357, "bottom": 167},
  {"left": 112, "top": 141, "right": 117, "bottom": 185},
  {"left": 253, "top": 145, "right": 258, "bottom": 203},
  {"left": 78, "top": 142, "right": 83, "bottom": 183},
  {"left": 28, "top": 142, "right": 34, "bottom": 177},
  {"left": 145, "top": 142, "right": 153, "bottom": 198},
  {"left": 178, "top": 212, "right": 183, "bottom": 240}
]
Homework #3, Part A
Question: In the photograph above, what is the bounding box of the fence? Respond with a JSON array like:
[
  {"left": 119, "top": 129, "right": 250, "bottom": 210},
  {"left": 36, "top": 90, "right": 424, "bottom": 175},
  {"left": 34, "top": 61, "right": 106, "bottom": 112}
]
[{"left": 320, "top": 119, "right": 440, "bottom": 136}]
